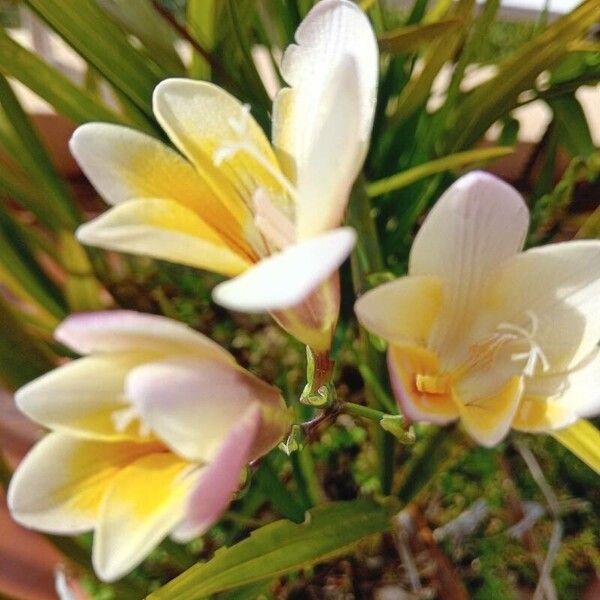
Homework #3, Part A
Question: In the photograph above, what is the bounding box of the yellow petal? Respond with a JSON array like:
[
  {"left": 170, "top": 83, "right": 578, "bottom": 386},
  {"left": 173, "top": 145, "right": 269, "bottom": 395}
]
[
  {"left": 77, "top": 198, "right": 251, "bottom": 277},
  {"left": 8, "top": 433, "right": 158, "bottom": 534},
  {"left": 512, "top": 395, "right": 577, "bottom": 432},
  {"left": 355, "top": 275, "right": 442, "bottom": 346},
  {"left": 552, "top": 419, "right": 600, "bottom": 475},
  {"left": 93, "top": 452, "right": 196, "bottom": 582},
  {"left": 153, "top": 79, "right": 288, "bottom": 219},
  {"left": 16, "top": 352, "right": 157, "bottom": 441},
  {"left": 453, "top": 375, "right": 524, "bottom": 447},
  {"left": 70, "top": 123, "right": 249, "bottom": 253},
  {"left": 387, "top": 343, "right": 459, "bottom": 424}
]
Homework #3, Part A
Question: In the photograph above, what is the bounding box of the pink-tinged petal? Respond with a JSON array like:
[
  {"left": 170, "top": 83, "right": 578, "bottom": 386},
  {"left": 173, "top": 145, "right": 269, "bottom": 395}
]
[
  {"left": 453, "top": 376, "right": 524, "bottom": 447},
  {"left": 92, "top": 452, "right": 195, "bottom": 582},
  {"left": 271, "top": 273, "right": 340, "bottom": 351},
  {"left": 409, "top": 171, "right": 529, "bottom": 361},
  {"left": 8, "top": 433, "right": 156, "bottom": 535},
  {"left": 55, "top": 310, "right": 234, "bottom": 364},
  {"left": 126, "top": 358, "right": 288, "bottom": 463},
  {"left": 212, "top": 227, "right": 356, "bottom": 312},
  {"left": 172, "top": 404, "right": 261, "bottom": 542},
  {"left": 387, "top": 344, "right": 459, "bottom": 425},
  {"left": 482, "top": 240, "right": 600, "bottom": 371},
  {"left": 355, "top": 275, "right": 443, "bottom": 346},
  {"left": 15, "top": 353, "right": 152, "bottom": 440}
]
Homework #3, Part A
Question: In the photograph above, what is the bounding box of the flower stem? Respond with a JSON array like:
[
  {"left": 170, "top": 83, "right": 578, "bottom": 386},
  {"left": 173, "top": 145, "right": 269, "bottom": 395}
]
[
  {"left": 347, "top": 180, "right": 395, "bottom": 495},
  {"left": 342, "top": 401, "right": 386, "bottom": 422}
]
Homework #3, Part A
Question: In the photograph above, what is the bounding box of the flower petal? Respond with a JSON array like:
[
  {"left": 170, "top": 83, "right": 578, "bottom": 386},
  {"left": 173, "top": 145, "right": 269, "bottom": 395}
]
[
  {"left": 76, "top": 198, "right": 251, "bottom": 277},
  {"left": 273, "top": 0, "right": 378, "bottom": 238},
  {"left": 55, "top": 310, "right": 234, "bottom": 364},
  {"left": 212, "top": 227, "right": 356, "bottom": 312},
  {"left": 153, "top": 79, "right": 285, "bottom": 217},
  {"left": 172, "top": 404, "right": 262, "bottom": 542},
  {"left": 454, "top": 375, "right": 524, "bottom": 447},
  {"left": 512, "top": 396, "right": 577, "bottom": 432},
  {"left": 355, "top": 275, "right": 442, "bottom": 345},
  {"left": 125, "top": 358, "right": 287, "bottom": 463},
  {"left": 92, "top": 452, "right": 195, "bottom": 582},
  {"left": 15, "top": 353, "right": 153, "bottom": 440},
  {"left": 483, "top": 240, "right": 600, "bottom": 370},
  {"left": 409, "top": 171, "right": 529, "bottom": 361},
  {"left": 8, "top": 433, "right": 155, "bottom": 535},
  {"left": 69, "top": 123, "right": 246, "bottom": 250},
  {"left": 387, "top": 343, "right": 459, "bottom": 424}
]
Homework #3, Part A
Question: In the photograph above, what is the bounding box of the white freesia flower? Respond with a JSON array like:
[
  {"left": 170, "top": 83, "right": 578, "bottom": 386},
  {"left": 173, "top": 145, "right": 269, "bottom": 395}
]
[
  {"left": 8, "top": 311, "right": 289, "bottom": 582},
  {"left": 356, "top": 171, "right": 600, "bottom": 446},
  {"left": 70, "top": 0, "right": 378, "bottom": 351}
]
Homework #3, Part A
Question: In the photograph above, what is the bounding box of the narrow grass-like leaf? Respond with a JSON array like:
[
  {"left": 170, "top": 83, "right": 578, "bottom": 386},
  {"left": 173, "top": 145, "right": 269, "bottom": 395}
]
[
  {"left": 378, "top": 19, "right": 462, "bottom": 54},
  {"left": 448, "top": 0, "right": 600, "bottom": 151},
  {"left": 0, "top": 27, "right": 126, "bottom": 127},
  {"left": 0, "top": 74, "right": 78, "bottom": 228},
  {"left": 149, "top": 499, "right": 393, "bottom": 600},
  {"left": 549, "top": 95, "right": 596, "bottom": 159},
  {"left": 23, "top": 0, "right": 165, "bottom": 119},
  {"left": 552, "top": 420, "right": 600, "bottom": 475},
  {"left": 366, "top": 146, "right": 513, "bottom": 197},
  {"left": 187, "top": 0, "right": 217, "bottom": 79},
  {"left": 0, "top": 294, "right": 55, "bottom": 390}
]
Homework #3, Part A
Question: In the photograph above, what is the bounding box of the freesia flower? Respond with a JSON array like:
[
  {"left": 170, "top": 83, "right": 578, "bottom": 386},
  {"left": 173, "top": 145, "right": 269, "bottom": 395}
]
[
  {"left": 8, "top": 311, "right": 289, "bottom": 582},
  {"left": 69, "top": 0, "right": 378, "bottom": 351},
  {"left": 355, "top": 172, "right": 600, "bottom": 447}
]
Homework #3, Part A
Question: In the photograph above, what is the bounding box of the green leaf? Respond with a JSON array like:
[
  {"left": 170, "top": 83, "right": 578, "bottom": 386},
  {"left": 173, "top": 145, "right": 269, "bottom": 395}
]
[
  {"left": 98, "top": 0, "right": 185, "bottom": 75},
  {"left": 187, "top": 0, "right": 217, "bottom": 79},
  {"left": 448, "top": 0, "right": 600, "bottom": 151},
  {"left": 366, "top": 146, "right": 513, "bottom": 197},
  {"left": 552, "top": 419, "right": 600, "bottom": 475},
  {"left": 0, "top": 74, "right": 78, "bottom": 228},
  {"left": 0, "top": 207, "right": 66, "bottom": 320},
  {"left": 23, "top": 0, "right": 165, "bottom": 120},
  {"left": 549, "top": 94, "right": 596, "bottom": 159},
  {"left": 378, "top": 18, "right": 462, "bottom": 54},
  {"left": 0, "top": 294, "right": 54, "bottom": 390},
  {"left": 0, "top": 27, "right": 127, "bottom": 127},
  {"left": 148, "top": 499, "right": 394, "bottom": 600}
]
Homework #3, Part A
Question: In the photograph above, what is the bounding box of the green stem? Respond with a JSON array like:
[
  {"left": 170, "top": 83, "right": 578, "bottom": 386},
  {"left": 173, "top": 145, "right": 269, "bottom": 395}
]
[
  {"left": 254, "top": 454, "right": 307, "bottom": 522},
  {"left": 347, "top": 180, "right": 395, "bottom": 495},
  {"left": 342, "top": 402, "right": 386, "bottom": 422},
  {"left": 396, "top": 424, "right": 468, "bottom": 503}
]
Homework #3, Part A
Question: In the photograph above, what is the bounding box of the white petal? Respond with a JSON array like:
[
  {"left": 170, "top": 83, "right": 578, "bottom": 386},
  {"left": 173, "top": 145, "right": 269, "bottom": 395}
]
[
  {"left": 212, "top": 227, "right": 356, "bottom": 312},
  {"left": 15, "top": 353, "right": 150, "bottom": 440},
  {"left": 173, "top": 404, "right": 261, "bottom": 542},
  {"left": 7, "top": 433, "right": 153, "bottom": 535},
  {"left": 92, "top": 452, "right": 195, "bottom": 582},
  {"left": 153, "top": 79, "right": 284, "bottom": 212},
  {"left": 409, "top": 171, "right": 529, "bottom": 361},
  {"left": 274, "top": 0, "right": 378, "bottom": 238},
  {"left": 126, "top": 357, "right": 285, "bottom": 463},
  {"left": 76, "top": 198, "right": 251, "bottom": 277},
  {"left": 483, "top": 240, "right": 600, "bottom": 370},
  {"left": 55, "top": 310, "right": 234, "bottom": 364},
  {"left": 355, "top": 275, "right": 442, "bottom": 345}
]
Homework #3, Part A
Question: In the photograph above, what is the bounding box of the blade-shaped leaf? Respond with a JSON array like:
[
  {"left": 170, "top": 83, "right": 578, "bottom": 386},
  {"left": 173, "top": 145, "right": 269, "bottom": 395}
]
[
  {"left": 366, "top": 146, "right": 513, "bottom": 197},
  {"left": 552, "top": 420, "right": 600, "bottom": 475},
  {"left": 378, "top": 18, "right": 462, "bottom": 54},
  {"left": 148, "top": 499, "right": 394, "bottom": 600},
  {"left": 23, "top": 0, "right": 165, "bottom": 119},
  {"left": 0, "top": 27, "right": 127, "bottom": 127}
]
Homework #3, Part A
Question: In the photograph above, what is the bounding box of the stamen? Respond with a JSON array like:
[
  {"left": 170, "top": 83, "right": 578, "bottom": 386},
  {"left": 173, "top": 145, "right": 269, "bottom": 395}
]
[
  {"left": 253, "top": 189, "right": 295, "bottom": 250},
  {"left": 112, "top": 405, "right": 151, "bottom": 437},
  {"left": 212, "top": 105, "right": 299, "bottom": 204},
  {"left": 497, "top": 312, "right": 550, "bottom": 376}
]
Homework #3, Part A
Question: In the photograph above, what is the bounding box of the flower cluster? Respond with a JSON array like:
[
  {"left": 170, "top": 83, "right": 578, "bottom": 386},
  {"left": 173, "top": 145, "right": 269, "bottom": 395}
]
[{"left": 7, "top": 0, "right": 600, "bottom": 585}]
